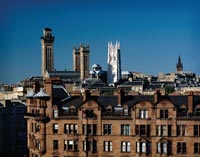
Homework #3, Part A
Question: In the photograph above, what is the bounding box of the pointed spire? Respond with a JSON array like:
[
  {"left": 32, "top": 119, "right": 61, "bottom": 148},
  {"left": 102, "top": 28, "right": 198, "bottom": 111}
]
[{"left": 176, "top": 54, "right": 183, "bottom": 72}]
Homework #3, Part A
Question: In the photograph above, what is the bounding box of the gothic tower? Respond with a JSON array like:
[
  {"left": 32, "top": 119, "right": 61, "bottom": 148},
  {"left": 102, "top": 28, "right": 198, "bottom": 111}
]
[
  {"left": 41, "top": 27, "right": 55, "bottom": 78},
  {"left": 107, "top": 41, "right": 121, "bottom": 84},
  {"left": 73, "top": 44, "right": 90, "bottom": 80},
  {"left": 176, "top": 54, "right": 183, "bottom": 72}
]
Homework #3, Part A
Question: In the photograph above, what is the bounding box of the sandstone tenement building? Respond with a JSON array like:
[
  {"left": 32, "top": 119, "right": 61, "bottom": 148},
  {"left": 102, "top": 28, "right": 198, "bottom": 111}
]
[{"left": 25, "top": 78, "right": 200, "bottom": 157}]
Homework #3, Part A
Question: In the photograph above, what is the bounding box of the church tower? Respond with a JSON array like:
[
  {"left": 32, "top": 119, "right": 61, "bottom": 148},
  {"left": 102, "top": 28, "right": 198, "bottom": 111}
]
[
  {"left": 176, "top": 54, "right": 183, "bottom": 72},
  {"left": 41, "top": 28, "right": 55, "bottom": 78},
  {"left": 73, "top": 44, "right": 90, "bottom": 80},
  {"left": 107, "top": 41, "right": 121, "bottom": 84}
]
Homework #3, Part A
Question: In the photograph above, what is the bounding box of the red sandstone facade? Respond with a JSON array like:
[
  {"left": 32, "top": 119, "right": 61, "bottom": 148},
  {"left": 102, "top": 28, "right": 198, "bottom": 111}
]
[{"left": 25, "top": 79, "right": 200, "bottom": 157}]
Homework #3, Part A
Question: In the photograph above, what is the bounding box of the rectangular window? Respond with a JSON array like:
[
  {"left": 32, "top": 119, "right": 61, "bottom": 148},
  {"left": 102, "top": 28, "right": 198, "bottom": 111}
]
[
  {"left": 141, "top": 125, "right": 146, "bottom": 135},
  {"left": 83, "top": 140, "right": 90, "bottom": 152},
  {"left": 136, "top": 142, "right": 151, "bottom": 154},
  {"left": 83, "top": 124, "right": 97, "bottom": 135},
  {"left": 64, "top": 140, "right": 78, "bottom": 151},
  {"left": 157, "top": 142, "right": 169, "bottom": 154},
  {"left": 139, "top": 109, "right": 148, "bottom": 119},
  {"left": 121, "top": 124, "right": 130, "bottom": 135},
  {"left": 104, "top": 141, "right": 112, "bottom": 152},
  {"left": 136, "top": 125, "right": 150, "bottom": 136},
  {"left": 53, "top": 124, "right": 58, "bottom": 134},
  {"left": 160, "top": 109, "right": 168, "bottom": 119},
  {"left": 121, "top": 141, "right": 130, "bottom": 152},
  {"left": 64, "top": 124, "right": 78, "bottom": 134},
  {"left": 103, "top": 124, "right": 112, "bottom": 135},
  {"left": 75, "top": 124, "right": 78, "bottom": 134},
  {"left": 177, "top": 125, "right": 186, "bottom": 136},
  {"left": 124, "top": 108, "right": 128, "bottom": 116},
  {"left": 68, "top": 140, "right": 73, "bottom": 151},
  {"left": 194, "top": 143, "right": 200, "bottom": 154},
  {"left": 177, "top": 142, "right": 186, "bottom": 154},
  {"left": 53, "top": 140, "right": 58, "bottom": 150},
  {"left": 157, "top": 125, "right": 168, "bottom": 136},
  {"left": 35, "top": 139, "right": 41, "bottom": 150},
  {"left": 194, "top": 125, "right": 200, "bottom": 136}
]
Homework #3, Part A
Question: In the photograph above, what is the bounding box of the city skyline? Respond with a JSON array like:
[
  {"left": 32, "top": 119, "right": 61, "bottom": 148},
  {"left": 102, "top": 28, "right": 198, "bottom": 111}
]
[{"left": 1, "top": 0, "right": 200, "bottom": 84}]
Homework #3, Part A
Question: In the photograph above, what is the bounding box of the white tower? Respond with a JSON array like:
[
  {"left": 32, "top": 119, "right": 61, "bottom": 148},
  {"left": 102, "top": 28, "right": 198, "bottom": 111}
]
[{"left": 107, "top": 41, "right": 121, "bottom": 84}]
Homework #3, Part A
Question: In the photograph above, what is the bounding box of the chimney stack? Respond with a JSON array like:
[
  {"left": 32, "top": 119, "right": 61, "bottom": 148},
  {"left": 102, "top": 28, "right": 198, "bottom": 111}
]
[
  {"left": 188, "top": 91, "right": 194, "bottom": 114},
  {"left": 118, "top": 89, "right": 124, "bottom": 105},
  {"left": 82, "top": 89, "right": 91, "bottom": 102},
  {"left": 154, "top": 90, "right": 161, "bottom": 103}
]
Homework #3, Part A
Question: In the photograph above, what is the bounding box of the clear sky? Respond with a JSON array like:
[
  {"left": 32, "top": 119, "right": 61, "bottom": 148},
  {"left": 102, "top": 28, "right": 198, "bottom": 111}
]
[{"left": 1, "top": 0, "right": 200, "bottom": 84}]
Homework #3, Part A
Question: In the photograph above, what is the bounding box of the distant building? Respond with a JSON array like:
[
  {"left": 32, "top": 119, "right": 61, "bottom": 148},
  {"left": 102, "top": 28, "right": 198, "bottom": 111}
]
[
  {"left": 107, "top": 41, "right": 121, "bottom": 84},
  {"left": 41, "top": 27, "right": 55, "bottom": 78},
  {"left": 89, "top": 64, "right": 107, "bottom": 83},
  {"left": 73, "top": 44, "right": 90, "bottom": 80},
  {"left": 0, "top": 86, "right": 25, "bottom": 101},
  {"left": 2, "top": 101, "right": 28, "bottom": 157},
  {"left": 176, "top": 54, "right": 183, "bottom": 72}
]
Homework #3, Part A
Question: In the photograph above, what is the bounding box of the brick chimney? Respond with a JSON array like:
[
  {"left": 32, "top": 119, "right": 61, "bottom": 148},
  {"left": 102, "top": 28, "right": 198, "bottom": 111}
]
[
  {"left": 118, "top": 89, "right": 124, "bottom": 105},
  {"left": 33, "top": 81, "right": 41, "bottom": 93},
  {"left": 154, "top": 90, "right": 161, "bottom": 103},
  {"left": 188, "top": 91, "right": 194, "bottom": 114},
  {"left": 82, "top": 89, "right": 91, "bottom": 102}
]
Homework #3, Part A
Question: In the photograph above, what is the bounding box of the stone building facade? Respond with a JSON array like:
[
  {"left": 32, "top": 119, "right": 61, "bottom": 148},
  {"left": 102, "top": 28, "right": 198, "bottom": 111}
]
[
  {"left": 73, "top": 44, "right": 90, "bottom": 80},
  {"left": 25, "top": 78, "right": 200, "bottom": 157}
]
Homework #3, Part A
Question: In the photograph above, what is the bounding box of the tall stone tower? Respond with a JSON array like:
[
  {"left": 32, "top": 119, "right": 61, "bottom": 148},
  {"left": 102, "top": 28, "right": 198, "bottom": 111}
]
[
  {"left": 73, "top": 44, "right": 90, "bottom": 80},
  {"left": 41, "top": 27, "right": 55, "bottom": 78},
  {"left": 176, "top": 54, "right": 183, "bottom": 72},
  {"left": 107, "top": 41, "right": 121, "bottom": 84}
]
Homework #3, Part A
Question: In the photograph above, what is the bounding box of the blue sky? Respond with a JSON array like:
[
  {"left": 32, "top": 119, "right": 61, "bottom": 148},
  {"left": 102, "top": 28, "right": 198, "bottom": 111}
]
[{"left": 1, "top": 0, "right": 200, "bottom": 84}]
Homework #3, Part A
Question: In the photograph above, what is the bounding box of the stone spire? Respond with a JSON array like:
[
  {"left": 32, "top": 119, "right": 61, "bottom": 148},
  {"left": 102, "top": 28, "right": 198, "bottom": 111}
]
[{"left": 176, "top": 54, "right": 183, "bottom": 72}]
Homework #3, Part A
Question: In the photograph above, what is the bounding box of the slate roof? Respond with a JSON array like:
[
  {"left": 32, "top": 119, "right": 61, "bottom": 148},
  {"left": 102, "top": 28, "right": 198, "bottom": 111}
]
[
  {"left": 48, "top": 71, "right": 80, "bottom": 83},
  {"left": 52, "top": 85, "right": 70, "bottom": 105},
  {"left": 34, "top": 88, "right": 50, "bottom": 98},
  {"left": 168, "top": 95, "right": 188, "bottom": 107},
  {"left": 55, "top": 91, "right": 200, "bottom": 112}
]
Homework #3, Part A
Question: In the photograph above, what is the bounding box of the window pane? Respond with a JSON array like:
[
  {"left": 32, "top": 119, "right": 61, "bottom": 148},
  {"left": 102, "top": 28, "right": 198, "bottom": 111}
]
[
  {"left": 127, "top": 142, "right": 130, "bottom": 152},
  {"left": 136, "top": 142, "right": 140, "bottom": 153},
  {"left": 142, "top": 142, "right": 146, "bottom": 153},
  {"left": 157, "top": 142, "right": 161, "bottom": 153},
  {"left": 163, "top": 143, "right": 167, "bottom": 153},
  {"left": 110, "top": 142, "right": 112, "bottom": 151},
  {"left": 145, "top": 110, "right": 148, "bottom": 119},
  {"left": 194, "top": 143, "right": 199, "bottom": 154}
]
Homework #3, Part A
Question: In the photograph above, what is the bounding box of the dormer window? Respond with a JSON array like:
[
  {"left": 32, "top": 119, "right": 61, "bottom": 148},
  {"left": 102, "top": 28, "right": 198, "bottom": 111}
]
[
  {"left": 195, "top": 108, "right": 200, "bottom": 116},
  {"left": 114, "top": 105, "right": 123, "bottom": 115},
  {"left": 69, "top": 108, "right": 76, "bottom": 115},
  {"left": 123, "top": 108, "right": 128, "bottom": 116},
  {"left": 53, "top": 109, "right": 58, "bottom": 118},
  {"left": 84, "top": 109, "right": 96, "bottom": 118},
  {"left": 160, "top": 109, "right": 168, "bottom": 119}
]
